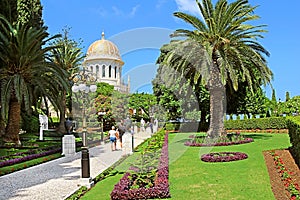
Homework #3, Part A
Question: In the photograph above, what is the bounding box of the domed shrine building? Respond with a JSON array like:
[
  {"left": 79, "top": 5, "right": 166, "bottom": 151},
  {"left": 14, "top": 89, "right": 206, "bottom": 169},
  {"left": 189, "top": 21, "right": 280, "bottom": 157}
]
[{"left": 83, "top": 32, "right": 130, "bottom": 93}]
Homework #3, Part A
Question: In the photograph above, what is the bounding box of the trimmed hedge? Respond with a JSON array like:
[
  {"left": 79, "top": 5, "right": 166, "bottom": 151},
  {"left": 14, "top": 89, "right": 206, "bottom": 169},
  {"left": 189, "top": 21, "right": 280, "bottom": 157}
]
[
  {"left": 286, "top": 116, "right": 300, "bottom": 167},
  {"left": 165, "top": 117, "right": 287, "bottom": 133},
  {"left": 224, "top": 117, "right": 287, "bottom": 130}
]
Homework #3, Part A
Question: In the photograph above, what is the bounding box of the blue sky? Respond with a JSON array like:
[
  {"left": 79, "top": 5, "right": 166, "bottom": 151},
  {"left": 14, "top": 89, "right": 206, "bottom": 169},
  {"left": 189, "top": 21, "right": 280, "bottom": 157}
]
[{"left": 41, "top": 0, "right": 300, "bottom": 100}]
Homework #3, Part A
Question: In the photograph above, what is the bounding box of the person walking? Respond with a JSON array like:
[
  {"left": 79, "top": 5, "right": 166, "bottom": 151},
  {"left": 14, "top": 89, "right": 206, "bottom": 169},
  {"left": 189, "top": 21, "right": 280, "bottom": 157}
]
[
  {"left": 117, "top": 121, "right": 126, "bottom": 148},
  {"left": 109, "top": 126, "right": 118, "bottom": 151}
]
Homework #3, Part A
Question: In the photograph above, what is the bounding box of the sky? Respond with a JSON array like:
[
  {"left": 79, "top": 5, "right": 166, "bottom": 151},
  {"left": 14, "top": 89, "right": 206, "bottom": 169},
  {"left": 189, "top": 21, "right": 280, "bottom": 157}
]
[{"left": 41, "top": 0, "right": 300, "bottom": 101}]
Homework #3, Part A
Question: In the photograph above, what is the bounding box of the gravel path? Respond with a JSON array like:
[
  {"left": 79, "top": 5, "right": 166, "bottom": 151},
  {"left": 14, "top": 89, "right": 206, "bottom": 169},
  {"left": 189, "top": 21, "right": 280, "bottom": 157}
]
[{"left": 0, "top": 131, "right": 151, "bottom": 200}]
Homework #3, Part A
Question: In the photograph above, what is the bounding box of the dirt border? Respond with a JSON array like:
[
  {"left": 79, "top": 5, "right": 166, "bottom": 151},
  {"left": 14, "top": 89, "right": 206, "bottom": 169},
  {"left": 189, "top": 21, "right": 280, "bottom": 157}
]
[{"left": 263, "top": 149, "right": 300, "bottom": 200}]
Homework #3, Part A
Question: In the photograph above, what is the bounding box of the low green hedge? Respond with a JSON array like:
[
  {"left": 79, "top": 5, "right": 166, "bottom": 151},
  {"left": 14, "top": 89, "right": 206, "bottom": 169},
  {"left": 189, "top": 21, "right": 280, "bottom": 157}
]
[
  {"left": 165, "top": 117, "right": 287, "bottom": 132},
  {"left": 286, "top": 116, "right": 300, "bottom": 167},
  {"left": 224, "top": 117, "right": 287, "bottom": 130}
]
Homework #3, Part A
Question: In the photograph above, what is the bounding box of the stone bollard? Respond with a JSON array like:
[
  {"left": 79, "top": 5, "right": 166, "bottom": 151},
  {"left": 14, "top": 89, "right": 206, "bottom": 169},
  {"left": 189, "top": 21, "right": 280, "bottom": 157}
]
[{"left": 62, "top": 135, "right": 76, "bottom": 156}]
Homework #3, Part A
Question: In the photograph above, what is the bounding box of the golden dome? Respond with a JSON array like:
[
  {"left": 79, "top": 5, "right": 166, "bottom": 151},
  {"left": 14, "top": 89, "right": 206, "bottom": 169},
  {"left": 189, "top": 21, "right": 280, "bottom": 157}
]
[{"left": 85, "top": 32, "right": 123, "bottom": 64}]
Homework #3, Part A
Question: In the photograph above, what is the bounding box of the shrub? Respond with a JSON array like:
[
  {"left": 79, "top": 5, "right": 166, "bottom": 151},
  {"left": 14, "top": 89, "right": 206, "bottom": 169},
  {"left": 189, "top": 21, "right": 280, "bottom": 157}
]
[
  {"left": 21, "top": 114, "right": 39, "bottom": 133},
  {"left": 225, "top": 117, "right": 287, "bottom": 130},
  {"left": 110, "top": 131, "right": 170, "bottom": 199},
  {"left": 286, "top": 116, "right": 300, "bottom": 168}
]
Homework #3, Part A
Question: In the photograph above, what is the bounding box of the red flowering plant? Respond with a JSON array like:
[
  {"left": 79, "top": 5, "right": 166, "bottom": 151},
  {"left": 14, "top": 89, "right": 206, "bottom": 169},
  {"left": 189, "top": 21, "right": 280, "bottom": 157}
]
[
  {"left": 201, "top": 152, "right": 248, "bottom": 162},
  {"left": 110, "top": 132, "right": 170, "bottom": 200},
  {"left": 271, "top": 152, "right": 300, "bottom": 200}
]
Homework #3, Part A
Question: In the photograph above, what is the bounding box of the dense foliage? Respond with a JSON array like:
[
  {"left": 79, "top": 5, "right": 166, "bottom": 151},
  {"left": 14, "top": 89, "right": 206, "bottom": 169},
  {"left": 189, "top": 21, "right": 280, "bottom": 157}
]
[
  {"left": 286, "top": 116, "right": 300, "bottom": 167},
  {"left": 225, "top": 117, "right": 287, "bottom": 130}
]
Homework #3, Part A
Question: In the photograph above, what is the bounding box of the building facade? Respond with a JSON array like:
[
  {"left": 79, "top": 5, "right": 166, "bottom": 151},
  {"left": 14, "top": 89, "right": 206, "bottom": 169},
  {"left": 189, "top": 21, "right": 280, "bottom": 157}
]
[{"left": 83, "top": 32, "right": 129, "bottom": 93}]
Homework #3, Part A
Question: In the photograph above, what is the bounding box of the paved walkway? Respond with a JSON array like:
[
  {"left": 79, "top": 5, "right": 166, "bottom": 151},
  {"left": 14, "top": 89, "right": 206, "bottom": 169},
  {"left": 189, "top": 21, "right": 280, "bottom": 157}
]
[{"left": 0, "top": 131, "right": 151, "bottom": 200}]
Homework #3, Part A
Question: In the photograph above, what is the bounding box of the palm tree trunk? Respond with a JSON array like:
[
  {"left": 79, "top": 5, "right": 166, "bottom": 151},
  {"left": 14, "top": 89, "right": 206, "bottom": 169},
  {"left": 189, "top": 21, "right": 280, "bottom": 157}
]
[
  {"left": 56, "top": 91, "right": 67, "bottom": 134},
  {"left": 207, "top": 87, "right": 226, "bottom": 138},
  {"left": 4, "top": 96, "right": 21, "bottom": 144},
  {"left": 207, "top": 63, "right": 227, "bottom": 138}
]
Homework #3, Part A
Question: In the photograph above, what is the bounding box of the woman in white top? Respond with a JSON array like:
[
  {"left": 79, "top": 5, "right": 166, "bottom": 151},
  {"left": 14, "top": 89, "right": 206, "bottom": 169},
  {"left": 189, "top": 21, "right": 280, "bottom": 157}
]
[{"left": 109, "top": 126, "right": 117, "bottom": 151}]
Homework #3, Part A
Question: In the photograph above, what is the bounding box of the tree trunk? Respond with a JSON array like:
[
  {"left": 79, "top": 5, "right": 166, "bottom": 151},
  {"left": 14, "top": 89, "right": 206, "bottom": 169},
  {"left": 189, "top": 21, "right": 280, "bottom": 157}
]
[
  {"left": 3, "top": 96, "right": 21, "bottom": 144},
  {"left": 207, "top": 87, "right": 226, "bottom": 138},
  {"left": 0, "top": 115, "right": 6, "bottom": 137},
  {"left": 56, "top": 92, "right": 67, "bottom": 134},
  {"left": 207, "top": 62, "right": 226, "bottom": 138}
]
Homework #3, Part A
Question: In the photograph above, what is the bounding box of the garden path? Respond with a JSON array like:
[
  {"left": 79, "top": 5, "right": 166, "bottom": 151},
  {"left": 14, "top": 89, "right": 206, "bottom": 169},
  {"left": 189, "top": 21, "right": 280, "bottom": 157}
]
[{"left": 0, "top": 130, "right": 151, "bottom": 200}]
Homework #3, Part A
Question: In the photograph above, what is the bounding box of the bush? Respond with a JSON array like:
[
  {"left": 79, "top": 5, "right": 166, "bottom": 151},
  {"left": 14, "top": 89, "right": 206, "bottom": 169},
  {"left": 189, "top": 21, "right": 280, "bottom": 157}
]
[
  {"left": 110, "top": 130, "right": 170, "bottom": 199},
  {"left": 21, "top": 114, "right": 39, "bottom": 133},
  {"left": 286, "top": 116, "right": 300, "bottom": 168},
  {"left": 225, "top": 117, "right": 287, "bottom": 130}
]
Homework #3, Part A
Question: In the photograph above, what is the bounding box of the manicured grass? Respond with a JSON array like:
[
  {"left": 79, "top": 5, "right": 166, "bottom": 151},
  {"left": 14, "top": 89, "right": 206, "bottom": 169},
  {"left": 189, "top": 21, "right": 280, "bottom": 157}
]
[
  {"left": 80, "top": 174, "right": 123, "bottom": 200},
  {"left": 168, "top": 132, "right": 291, "bottom": 200},
  {"left": 77, "top": 132, "right": 290, "bottom": 199},
  {"left": 79, "top": 152, "right": 148, "bottom": 199}
]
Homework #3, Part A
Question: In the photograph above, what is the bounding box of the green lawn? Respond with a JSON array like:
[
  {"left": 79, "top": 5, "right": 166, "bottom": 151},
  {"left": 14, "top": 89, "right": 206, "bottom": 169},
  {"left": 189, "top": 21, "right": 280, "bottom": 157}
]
[
  {"left": 79, "top": 132, "right": 290, "bottom": 200},
  {"left": 168, "top": 132, "right": 291, "bottom": 200}
]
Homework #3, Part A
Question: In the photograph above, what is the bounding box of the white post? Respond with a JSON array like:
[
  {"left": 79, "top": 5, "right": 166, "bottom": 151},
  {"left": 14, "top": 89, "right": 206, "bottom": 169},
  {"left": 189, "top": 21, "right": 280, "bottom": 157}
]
[
  {"left": 39, "top": 114, "right": 44, "bottom": 141},
  {"left": 39, "top": 123, "right": 43, "bottom": 140}
]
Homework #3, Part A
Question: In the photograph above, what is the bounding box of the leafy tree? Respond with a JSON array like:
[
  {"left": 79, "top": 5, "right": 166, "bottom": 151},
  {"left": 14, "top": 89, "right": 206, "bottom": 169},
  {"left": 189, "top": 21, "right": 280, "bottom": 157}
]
[
  {"left": 111, "top": 91, "right": 130, "bottom": 122},
  {"left": 93, "top": 82, "right": 129, "bottom": 127},
  {"left": 96, "top": 82, "right": 114, "bottom": 96},
  {"left": 157, "top": 0, "right": 272, "bottom": 137},
  {"left": 0, "top": 17, "right": 68, "bottom": 143},
  {"left": 153, "top": 83, "right": 181, "bottom": 121},
  {"left": 153, "top": 63, "right": 209, "bottom": 123},
  {"left": 93, "top": 82, "right": 114, "bottom": 123},
  {"left": 128, "top": 93, "right": 157, "bottom": 121},
  {"left": 16, "top": 0, "right": 43, "bottom": 28},
  {"left": 279, "top": 96, "right": 300, "bottom": 116}
]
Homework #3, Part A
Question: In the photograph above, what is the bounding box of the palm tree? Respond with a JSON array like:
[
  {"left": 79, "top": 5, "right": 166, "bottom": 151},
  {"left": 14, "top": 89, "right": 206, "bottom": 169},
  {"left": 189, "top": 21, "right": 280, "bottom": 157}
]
[
  {"left": 0, "top": 16, "right": 69, "bottom": 143},
  {"left": 157, "top": 0, "right": 273, "bottom": 138},
  {"left": 48, "top": 27, "right": 84, "bottom": 133}
]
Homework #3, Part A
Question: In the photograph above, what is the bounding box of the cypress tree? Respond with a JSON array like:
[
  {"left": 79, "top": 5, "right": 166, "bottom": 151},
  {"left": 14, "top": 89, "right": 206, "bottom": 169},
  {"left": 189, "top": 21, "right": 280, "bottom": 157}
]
[
  {"left": 285, "top": 91, "right": 290, "bottom": 102},
  {"left": 271, "top": 89, "right": 277, "bottom": 103},
  {"left": 17, "top": 0, "right": 44, "bottom": 28}
]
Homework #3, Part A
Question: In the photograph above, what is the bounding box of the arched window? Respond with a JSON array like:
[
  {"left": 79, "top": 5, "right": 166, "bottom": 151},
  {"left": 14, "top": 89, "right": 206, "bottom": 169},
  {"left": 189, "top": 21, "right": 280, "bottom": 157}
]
[
  {"left": 90, "top": 66, "right": 93, "bottom": 72},
  {"left": 109, "top": 65, "right": 112, "bottom": 78},
  {"left": 115, "top": 66, "right": 117, "bottom": 78},
  {"left": 102, "top": 65, "right": 105, "bottom": 77},
  {"left": 96, "top": 65, "right": 99, "bottom": 75}
]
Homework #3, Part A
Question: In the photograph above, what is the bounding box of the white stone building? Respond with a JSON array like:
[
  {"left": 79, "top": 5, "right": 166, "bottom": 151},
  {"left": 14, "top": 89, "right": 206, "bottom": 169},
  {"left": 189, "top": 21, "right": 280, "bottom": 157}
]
[{"left": 83, "top": 32, "right": 130, "bottom": 93}]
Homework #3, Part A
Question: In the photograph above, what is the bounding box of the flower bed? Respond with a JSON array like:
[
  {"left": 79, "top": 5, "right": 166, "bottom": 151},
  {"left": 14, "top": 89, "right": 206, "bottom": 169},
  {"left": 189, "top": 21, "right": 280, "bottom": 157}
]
[
  {"left": 0, "top": 147, "right": 61, "bottom": 168},
  {"left": 201, "top": 152, "right": 248, "bottom": 162},
  {"left": 271, "top": 152, "right": 300, "bottom": 199},
  {"left": 110, "top": 132, "right": 170, "bottom": 200},
  {"left": 185, "top": 133, "right": 253, "bottom": 147}
]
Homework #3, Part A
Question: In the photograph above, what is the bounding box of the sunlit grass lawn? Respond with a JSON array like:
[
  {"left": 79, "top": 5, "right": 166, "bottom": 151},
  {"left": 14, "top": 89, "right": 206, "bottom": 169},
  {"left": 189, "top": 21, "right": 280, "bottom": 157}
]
[
  {"left": 79, "top": 132, "right": 290, "bottom": 200},
  {"left": 168, "top": 132, "right": 291, "bottom": 200}
]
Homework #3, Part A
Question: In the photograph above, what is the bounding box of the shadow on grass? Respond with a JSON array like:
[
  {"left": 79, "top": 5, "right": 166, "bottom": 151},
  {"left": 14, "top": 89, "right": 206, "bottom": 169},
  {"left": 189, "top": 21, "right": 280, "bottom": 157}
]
[
  {"left": 174, "top": 139, "right": 190, "bottom": 143},
  {"left": 246, "top": 133, "right": 273, "bottom": 140}
]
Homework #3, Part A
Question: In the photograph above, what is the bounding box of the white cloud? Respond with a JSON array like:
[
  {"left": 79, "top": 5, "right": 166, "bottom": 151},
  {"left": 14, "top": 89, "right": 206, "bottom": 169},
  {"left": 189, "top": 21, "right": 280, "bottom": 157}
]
[
  {"left": 156, "top": 0, "right": 167, "bottom": 9},
  {"left": 112, "top": 5, "right": 140, "bottom": 18},
  {"left": 174, "top": 0, "right": 201, "bottom": 16},
  {"left": 112, "top": 6, "right": 122, "bottom": 16},
  {"left": 129, "top": 5, "right": 140, "bottom": 17}
]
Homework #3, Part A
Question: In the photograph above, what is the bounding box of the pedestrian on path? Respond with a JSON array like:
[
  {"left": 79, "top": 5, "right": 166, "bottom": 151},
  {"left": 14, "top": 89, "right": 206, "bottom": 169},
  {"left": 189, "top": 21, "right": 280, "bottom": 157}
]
[
  {"left": 117, "top": 121, "right": 126, "bottom": 148},
  {"left": 109, "top": 126, "right": 118, "bottom": 151}
]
